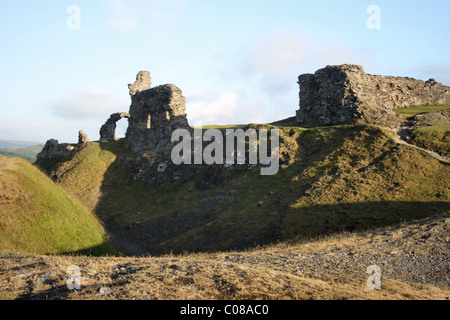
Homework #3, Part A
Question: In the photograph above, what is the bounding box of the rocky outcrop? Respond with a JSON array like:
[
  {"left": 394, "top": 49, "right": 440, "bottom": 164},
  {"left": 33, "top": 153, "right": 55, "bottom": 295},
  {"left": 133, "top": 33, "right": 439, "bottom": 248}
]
[
  {"left": 99, "top": 112, "right": 130, "bottom": 142},
  {"left": 296, "top": 64, "right": 450, "bottom": 127},
  {"left": 37, "top": 139, "right": 76, "bottom": 160}
]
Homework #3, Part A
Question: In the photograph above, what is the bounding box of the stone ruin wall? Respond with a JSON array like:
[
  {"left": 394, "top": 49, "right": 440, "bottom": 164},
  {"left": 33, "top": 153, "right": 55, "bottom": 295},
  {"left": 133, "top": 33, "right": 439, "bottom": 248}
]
[
  {"left": 99, "top": 112, "right": 130, "bottom": 143},
  {"left": 124, "top": 72, "right": 191, "bottom": 152},
  {"left": 38, "top": 70, "right": 191, "bottom": 160},
  {"left": 98, "top": 71, "right": 191, "bottom": 152},
  {"left": 39, "top": 64, "right": 449, "bottom": 160},
  {"left": 296, "top": 64, "right": 450, "bottom": 127}
]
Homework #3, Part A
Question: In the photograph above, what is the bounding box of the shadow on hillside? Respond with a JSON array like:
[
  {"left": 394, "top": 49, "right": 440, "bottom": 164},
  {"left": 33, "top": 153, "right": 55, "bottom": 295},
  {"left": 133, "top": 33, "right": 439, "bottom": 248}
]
[
  {"left": 281, "top": 200, "right": 450, "bottom": 241},
  {"left": 59, "top": 240, "right": 124, "bottom": 257},
  {"left": 90, "top": 128, "right": 450, "bottom": 257}
]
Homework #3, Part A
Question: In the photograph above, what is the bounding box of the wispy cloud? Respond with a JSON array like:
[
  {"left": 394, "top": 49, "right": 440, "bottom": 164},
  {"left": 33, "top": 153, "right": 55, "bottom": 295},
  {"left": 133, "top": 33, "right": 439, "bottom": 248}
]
[
  {"left": 232, "top": 26, "right": 376, "bottom": 96},
  {"left": 102, "top": 0, "right": 139, "bottom": 31},
  {"left": 101, "top": 0, "right": 187, "bottom": 31},
  {"left": 185, "top": 88, "right": 282, "bottom": 126},
  {"left": 51, "top": 88, "right": 126, "bottom": 120},
  {"left": 186, "top": 90, "right": 241, "bottom": 125},
  {"left": 413, "top": 63, "right": 450, "bottom": 86}
]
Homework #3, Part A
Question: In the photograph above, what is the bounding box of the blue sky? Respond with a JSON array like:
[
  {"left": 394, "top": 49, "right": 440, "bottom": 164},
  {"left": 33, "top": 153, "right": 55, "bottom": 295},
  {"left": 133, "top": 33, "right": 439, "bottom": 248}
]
[{"left": 1, "top": 0, "right": 449, "bottom": 143}]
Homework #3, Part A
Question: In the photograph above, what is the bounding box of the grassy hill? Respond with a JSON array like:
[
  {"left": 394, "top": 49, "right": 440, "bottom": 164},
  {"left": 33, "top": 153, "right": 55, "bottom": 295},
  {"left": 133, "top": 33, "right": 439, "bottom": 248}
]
[
  {"left": 2, "top": 114, "right": 450, "bottom": 301},
  {"left": 0, "top": 155, "right": 117, "bottom": 255},
  {"left": 394, "top": 105, "right": 450, "bottom": 157},
  {"left": 35, "top": 122, "right": 450, "bottom": 256}
]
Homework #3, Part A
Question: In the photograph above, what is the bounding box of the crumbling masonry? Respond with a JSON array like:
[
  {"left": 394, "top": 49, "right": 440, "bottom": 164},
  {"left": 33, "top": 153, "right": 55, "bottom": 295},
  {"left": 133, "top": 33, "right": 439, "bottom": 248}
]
[
  {"left": 100, "top": 71, "right": 191, "bottom": 152},
  {"left": 124, "top": 72, "right": 191, "bottom": 152},
  {"left": 296, "top": 64, "right": 450, "bottom": 127},
  {"left": 38, "top": 71, "right": 191, "bottom": 159},
  {"left": 38, "top": 65, "right": 450, "bottom": 161}
]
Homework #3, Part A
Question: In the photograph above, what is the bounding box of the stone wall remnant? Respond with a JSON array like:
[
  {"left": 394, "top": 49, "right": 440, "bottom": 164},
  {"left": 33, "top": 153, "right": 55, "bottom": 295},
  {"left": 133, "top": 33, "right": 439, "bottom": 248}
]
[
  {"left": 78, "top": 130, "right": 89, "bottom": 144},
  {"left": 37, "top": 139, "right": 75, "bottom": 160},
  {"left": 128, "top": 71, "right": 151, "bottom": 96},
  {"left": 99, "top": 112, "right": 131, "bottom": 142},
  {"left": 296, "top": 64, "right": 450, "bottom": 127},
  {"left": 125, "top": 73, "right": 191, "bottom": 152}
]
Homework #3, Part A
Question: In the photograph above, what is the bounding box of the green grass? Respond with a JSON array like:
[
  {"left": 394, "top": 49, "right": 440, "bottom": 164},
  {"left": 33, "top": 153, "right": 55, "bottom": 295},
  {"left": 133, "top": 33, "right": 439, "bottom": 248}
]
[
  {"left": 0, "top": 156, "right": 118, "bottom": 255},
  {"left": 37, "top": 124, "right": 450, "bottom": 255},
  {"left": 36, "top": 141, "right": 121, "bottom": 212},
  {"left": 410, "top": 122, "right": 450, "bottom": 157},
  {"left": 394, "top": 104, "right": 450, "bottom": 117}
]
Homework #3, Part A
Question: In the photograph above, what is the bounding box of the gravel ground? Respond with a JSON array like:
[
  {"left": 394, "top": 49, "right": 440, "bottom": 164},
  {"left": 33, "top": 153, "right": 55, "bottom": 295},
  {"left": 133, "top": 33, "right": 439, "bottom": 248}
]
[
  {"left": 0, "top": 212, "right": 448, "bottom": 300},
  {"left": 224, "top": 212, "right": 450, "bottom": 287}
]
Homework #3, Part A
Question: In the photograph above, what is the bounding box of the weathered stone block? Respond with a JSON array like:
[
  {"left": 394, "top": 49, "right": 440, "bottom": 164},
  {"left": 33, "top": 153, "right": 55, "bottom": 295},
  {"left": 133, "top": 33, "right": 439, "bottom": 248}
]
[{"left": 128, "top": 71, "right": 151, "bottom": 97}]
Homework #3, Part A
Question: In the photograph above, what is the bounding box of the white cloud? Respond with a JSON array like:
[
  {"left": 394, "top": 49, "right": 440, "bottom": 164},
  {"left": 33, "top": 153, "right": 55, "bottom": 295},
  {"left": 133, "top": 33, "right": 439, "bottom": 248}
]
[
  {"left": 413, "top": 63, "right": 450, "bottom": 86},
  {"left": 186, "top": 91, "right": 241, "bottom": 125},
  {"left": 110, "top": 17, "right": 138, "bottom": 31},
  {"left": 51, "top": 88, "right": 126, "bottom": 120},
  {"left": 234, "top": 26, "right": 376, "bottom": 96},
  {"left": 0, "top": 119, "right": 97, "bottom": 144},
  {"left": 185, "top": 88, "right": 291, "bottom": 126},
  {"left": 101, "top": 0, "right": 186, "bottom": 31},
  {"left": 102, "top": 0, "right": 139, "bottom": 31}
]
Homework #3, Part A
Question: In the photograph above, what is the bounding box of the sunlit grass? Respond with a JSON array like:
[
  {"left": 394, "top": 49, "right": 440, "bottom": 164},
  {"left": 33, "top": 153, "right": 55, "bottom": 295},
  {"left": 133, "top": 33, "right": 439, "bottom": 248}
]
[{"left": 394, "top": 104, "right": 450, "bottom": 117}]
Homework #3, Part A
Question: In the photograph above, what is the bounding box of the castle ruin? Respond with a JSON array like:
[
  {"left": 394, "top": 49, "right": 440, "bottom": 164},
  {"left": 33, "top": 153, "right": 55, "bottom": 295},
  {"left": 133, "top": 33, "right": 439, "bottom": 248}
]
[
  {"left": 296, "top": 64, "right": 450, "bottom": 127},
  {"left": 98, "top": 71, "right": 190, "bottom": 152},
  {"left": 38, "top": 65, "right": 450, "bottom": 162},
  {"left": 38, "top": 71, "right": 191, "bottom": 160},
  {"left": 125, "top": 72, "right": 191, "bottom": 152}
]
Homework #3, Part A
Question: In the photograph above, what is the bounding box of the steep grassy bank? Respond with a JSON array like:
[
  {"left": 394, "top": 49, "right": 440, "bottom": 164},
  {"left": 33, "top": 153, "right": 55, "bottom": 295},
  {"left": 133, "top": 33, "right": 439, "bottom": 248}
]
[
  {"left": 0, "top": 156, "right": 117, "bottom": 255},
  {"left": 410, "top": 122, "right": 450, "bottom": 157}
]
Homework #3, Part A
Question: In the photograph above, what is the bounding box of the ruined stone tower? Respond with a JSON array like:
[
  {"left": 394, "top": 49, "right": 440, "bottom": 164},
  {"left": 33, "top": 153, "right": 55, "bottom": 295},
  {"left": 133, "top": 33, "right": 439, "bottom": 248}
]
[
  {"left": 124, "top": 71, "right": 191, "bottom": 152},
  {"left": 96, "top": 71, "right": 191, "bottom": 151}
]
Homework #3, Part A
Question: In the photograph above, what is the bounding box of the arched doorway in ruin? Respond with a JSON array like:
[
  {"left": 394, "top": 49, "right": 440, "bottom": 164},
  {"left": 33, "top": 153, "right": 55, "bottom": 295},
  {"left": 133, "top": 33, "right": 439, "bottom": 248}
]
[{"left": 99, "top": 112, "right": 131, "bottom": 142}]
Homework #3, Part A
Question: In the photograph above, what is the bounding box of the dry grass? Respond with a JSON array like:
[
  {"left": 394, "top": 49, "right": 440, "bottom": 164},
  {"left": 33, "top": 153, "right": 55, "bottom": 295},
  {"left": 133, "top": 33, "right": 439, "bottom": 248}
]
[{"left": 1, "top": 213, "right": 449, "bottom": 300}]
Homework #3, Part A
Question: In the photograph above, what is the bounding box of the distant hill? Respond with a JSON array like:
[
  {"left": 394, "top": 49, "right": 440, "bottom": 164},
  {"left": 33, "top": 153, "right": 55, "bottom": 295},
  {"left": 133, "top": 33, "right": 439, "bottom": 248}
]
[
  {"left": 0, "top": 139, "right": 43, "bottom": 149},
  {"left": 0, "top": 155, "right": 118, "bottom": 255},
  {"left": 0, "top": 145, "right": 43, "bottom": 163}
]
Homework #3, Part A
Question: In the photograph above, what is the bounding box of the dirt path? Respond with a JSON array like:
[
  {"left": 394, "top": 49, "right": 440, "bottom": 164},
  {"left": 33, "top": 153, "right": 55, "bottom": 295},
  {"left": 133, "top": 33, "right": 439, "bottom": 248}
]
[{"left": 391, "top": 129, "right": 450, "bottom": 164}]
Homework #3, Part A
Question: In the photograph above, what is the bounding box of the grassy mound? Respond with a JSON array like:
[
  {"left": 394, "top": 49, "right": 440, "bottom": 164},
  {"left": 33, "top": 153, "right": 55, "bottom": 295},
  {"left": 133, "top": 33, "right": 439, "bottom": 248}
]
[{"left": 0, "top": 156, "right": 117, "bottom": 255}]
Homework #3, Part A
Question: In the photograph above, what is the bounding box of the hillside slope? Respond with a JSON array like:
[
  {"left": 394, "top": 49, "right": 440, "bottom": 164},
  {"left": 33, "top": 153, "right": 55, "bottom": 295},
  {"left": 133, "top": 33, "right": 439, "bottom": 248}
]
[
  {"left": 35, "top": 123, "right": 450, "bottom": 256},
  {"left": 0, "top": 156, "right": 117, "bottom": 255}
]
